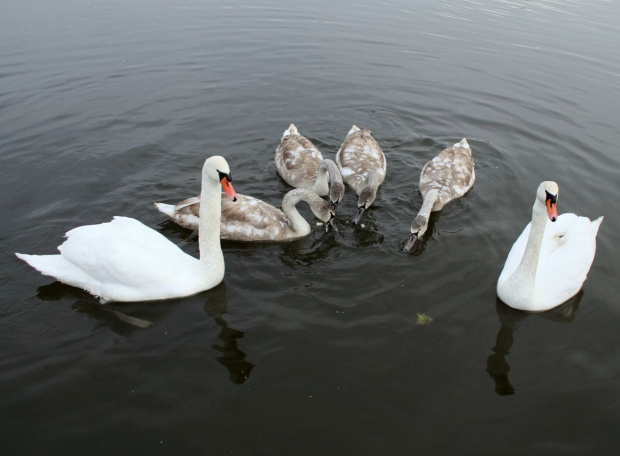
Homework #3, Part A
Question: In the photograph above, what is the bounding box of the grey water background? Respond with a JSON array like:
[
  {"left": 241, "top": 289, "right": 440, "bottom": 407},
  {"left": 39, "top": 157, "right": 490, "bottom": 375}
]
[{"left": 1, "top": 0, "right": 619, "bottom": 454}]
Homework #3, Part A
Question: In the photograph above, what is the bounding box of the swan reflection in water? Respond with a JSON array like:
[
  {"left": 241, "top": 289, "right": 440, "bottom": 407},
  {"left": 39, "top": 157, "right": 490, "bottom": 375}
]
[
  {"left": 203, "top": 283, "right": 255, "bottom": 384},
  {"left": 35, "top": 282, "right": 154, "bottom": 332},
  {"left": 35, "top": 281, "right": 255, "bottom": 384},
  {"left": 486, "top": 292, "right": 582, "bottom": 396}
]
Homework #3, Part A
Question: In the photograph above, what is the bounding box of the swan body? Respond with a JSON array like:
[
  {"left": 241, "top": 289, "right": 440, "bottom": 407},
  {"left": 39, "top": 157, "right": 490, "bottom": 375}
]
[
  {"left": 404, "top": 138, "right": 475, "bottom": 251},
  {"left": 275, "top": 124, "right": 345, "bottom": 207},
  {"left": 155, "top": 188, "right": 336, "bottom": 242},
  {"left": 497, "top": 181, "right": 603, "bottom": 312},
  {"left": 335, "top": 125, "right": 386, "bottom": 223},
  {"left": 16, "top": 156, "right": 238, "bottom": 303}
]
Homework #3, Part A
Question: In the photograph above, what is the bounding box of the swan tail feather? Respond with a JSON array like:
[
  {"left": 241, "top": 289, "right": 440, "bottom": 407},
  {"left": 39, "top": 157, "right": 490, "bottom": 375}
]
[
  {"left": 282, "top": 124, "right": 299, "bottom": 138},
  {"left": 174, "top": 196, "right": 200, "bottom": 211},
  {"left": 592, "top": 216, "right": 604, "bottom": 235},
  {"left": 17, "top": 253, "right": 68, "bottom": 277},
  {"left": 154, "top": 202, "right": 176, "bottom": 217},
  {"left": 16, "top": 253, "right": 99, "bottom": 293},
  {"left": 347, "top": 125, "right": 361, "bottom": 136}
]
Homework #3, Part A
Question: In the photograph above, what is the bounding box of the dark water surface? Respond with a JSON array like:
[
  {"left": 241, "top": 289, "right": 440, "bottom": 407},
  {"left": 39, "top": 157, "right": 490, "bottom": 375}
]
[{"left": 2, "top": 0, "right": 619, "bottom": 454}]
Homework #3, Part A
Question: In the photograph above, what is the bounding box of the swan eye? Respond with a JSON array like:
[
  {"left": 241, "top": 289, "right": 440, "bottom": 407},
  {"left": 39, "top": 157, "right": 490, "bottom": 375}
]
[{"left": 545, "top": 191, "right": 557, "bottom": 204}]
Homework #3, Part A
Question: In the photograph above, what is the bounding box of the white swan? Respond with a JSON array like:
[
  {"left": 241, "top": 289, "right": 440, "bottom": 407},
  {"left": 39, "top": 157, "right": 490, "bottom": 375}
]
[
  {"left": 336, "top": 125, "right": 386, "bottom": 224},
  {"left": 404, "top": 138, "right": 475, "bottom": 251},
  {"left": 16, "top": 156, "right": 238, "bottom": 303},
  {"left": 275, "top": 124, "right": 345, "bottom": 208},
  {"left": 497, "top": 181, "right": 603, "bottom": 312},
  {"left": 155, "top": 188, "right": 336, "bottom": 242}
]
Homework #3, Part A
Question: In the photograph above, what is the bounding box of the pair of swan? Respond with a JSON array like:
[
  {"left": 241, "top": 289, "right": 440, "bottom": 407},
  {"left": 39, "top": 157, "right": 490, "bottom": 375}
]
[
  {"left": 277, "top": 123, "right": 387, "bottom": 224},
  {"left": 156, "top": 124, "right": 340, "bottom": 242},
  {"left": 404, "top": 139, "right": 602, "bottom": 312},
  {"left": 16, "top": 156, "right": 238, "bottom": 303},
  {"left": 275, "top": 123, "right": 387, "bottom": 225}
]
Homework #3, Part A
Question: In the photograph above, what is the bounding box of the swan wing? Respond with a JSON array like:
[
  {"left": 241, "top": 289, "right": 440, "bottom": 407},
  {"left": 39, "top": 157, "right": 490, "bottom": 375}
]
[
  {"left": 336, "top": 129, "right": 385, "bottom": 190},
  {"left": 535, "top": 213, "right": 600, "bottom": 305},
  {"left": 174, "top": 196, "right": 201, "bottom": 211},
  {"left": 154, "top": 196, "right": 201, "bottom": 230},
  {"left": 420, "top": 141, "right": 475, "bottom": 204},
  {"left": 275, "top": 134, "right": 323, "bottom": 188},
  {"left": 58, "top": 217, "right": 200, "bottom": 298},
  {"left": 157, "top": 193, "right": 295, "bottom": 240},
  {"left": 220, "top": 194, "right": 291, "bottom": 241}
]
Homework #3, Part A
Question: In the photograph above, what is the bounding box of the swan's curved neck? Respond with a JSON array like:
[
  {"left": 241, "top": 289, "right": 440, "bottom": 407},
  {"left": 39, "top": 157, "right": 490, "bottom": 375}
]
[
  {"left": 198, "top": 173, "right": 223, "bottom": 267},
  {"left": 312, "top": 159, "right": 342, "bottom": 195},
  {"left": 281, "top": 189, "right": 314, "bottom": 235},
  {"left": 312, "top": 161, "right": 330, "bottom": 196}
]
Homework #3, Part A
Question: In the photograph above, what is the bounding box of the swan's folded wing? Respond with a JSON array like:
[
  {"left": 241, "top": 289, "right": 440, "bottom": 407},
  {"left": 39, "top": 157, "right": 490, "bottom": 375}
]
[
  {"left": 220, "top": 194, "right": 291, "bottom": 241},
  {"left": 279, "top": 136, "right": 323, "bottom": 171},
  {"left": 174, "top": 196, "right": 201, "bottom": 212},
  {"left": 60, "top": 217, "right": 196, "bottom": 287},
  {"left": 536, "top": 215, "right": 598, "bottom": 304},
  {"left": 338, "top": 131, "right": 386, "bottom": 176},
  {"left": 276, "top": 135, "right": 323, "bottom": 188}
]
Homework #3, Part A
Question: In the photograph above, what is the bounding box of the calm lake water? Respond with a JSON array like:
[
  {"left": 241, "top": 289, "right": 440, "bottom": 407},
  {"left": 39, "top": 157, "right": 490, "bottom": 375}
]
[{"left": 2, "top": 0, "right": 619, "bottom": 454}]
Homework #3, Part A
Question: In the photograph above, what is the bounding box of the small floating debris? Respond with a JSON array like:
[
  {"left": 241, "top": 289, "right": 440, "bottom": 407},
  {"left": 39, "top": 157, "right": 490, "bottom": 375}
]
[{"left": 416, "top": 313, "right": 434, "bottom": 325}]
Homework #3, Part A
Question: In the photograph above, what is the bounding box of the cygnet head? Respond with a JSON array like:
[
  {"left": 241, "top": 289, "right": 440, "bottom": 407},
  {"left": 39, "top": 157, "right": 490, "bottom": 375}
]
[
  {"left": 404, "top": 215, "right": 428, "bottom": 252},
  {"left": 352, "top": 187, "right": 377, "bottom": 224},
  {"left": 537, "top": 181, "right": 559, "bottom": 221},
  {"left": 312, "top": 199, "right": 338, "bottom": 232},
  {"left": 204, "top": 156, "right": 237, "bottom": 201}
]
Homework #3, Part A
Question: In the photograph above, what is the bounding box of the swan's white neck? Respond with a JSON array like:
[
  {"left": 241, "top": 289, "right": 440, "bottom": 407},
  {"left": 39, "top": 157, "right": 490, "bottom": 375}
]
[
  {"left": 281, "top": 189, "right": 316, "bottom": 236},
  {"left": 500, "top": 198, "right": 548, "bottom": 307},
  {"left": 198, "top": 171, "right": 224, "bottom": 272}
]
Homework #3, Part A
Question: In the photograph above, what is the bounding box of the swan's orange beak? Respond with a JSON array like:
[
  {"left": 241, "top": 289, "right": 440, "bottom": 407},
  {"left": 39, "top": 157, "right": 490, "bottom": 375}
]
[
  {"left": 221, "top": 177, "right": 238, "bottom": 202},
  {"left": 546, "top": 199, "right": 558, "bottom": 221}
]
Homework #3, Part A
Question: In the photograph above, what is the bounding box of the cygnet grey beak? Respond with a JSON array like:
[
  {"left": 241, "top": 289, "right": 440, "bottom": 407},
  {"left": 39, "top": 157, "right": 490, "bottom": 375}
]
[
  {"left": 352, "top": 206, "right": 365, "bottom": 224},
  {"left": 403, "top": 233, "right": 418, "bottom": 252},
  {"left": 327, "top": 214, "right": 338, "bottom": 232}
]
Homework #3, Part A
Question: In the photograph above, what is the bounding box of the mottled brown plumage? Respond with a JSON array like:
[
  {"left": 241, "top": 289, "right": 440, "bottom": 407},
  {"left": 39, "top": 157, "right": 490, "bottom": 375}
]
[
  {"left": 404, "top": 138, "right": 475, "bottom": 251},
  {"left": 155, "top": 189, "right": 336, "bottom": 242},
  {"left": 275, "top": 124, "right": 344, "bottom": 207},
  {"left": 335, "top": 125, "right": 386, "bottom": 223},
  {"left": 419, "top": 138, "right": 475, "bottom": 208}
]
